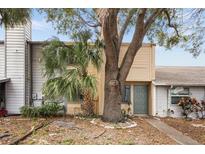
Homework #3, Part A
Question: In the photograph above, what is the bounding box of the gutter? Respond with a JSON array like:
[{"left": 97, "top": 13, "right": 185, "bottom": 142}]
[{"left": 152, "top": 81, "right": 205, "bottom": 87}]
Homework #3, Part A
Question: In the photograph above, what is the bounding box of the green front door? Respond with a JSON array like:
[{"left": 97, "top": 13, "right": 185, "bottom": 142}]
[{"left": 134, "top": 85, "right": 148, "bottom": 114}]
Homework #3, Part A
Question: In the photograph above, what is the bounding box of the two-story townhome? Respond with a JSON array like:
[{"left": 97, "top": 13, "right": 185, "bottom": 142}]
[{"left": 1, "top": 21, "right": 205, "bottom": 118}]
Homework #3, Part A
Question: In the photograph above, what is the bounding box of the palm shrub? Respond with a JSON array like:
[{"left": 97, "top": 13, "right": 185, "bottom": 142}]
[{"left": 41, "top": 31, "right": 103, "bottom": 116}]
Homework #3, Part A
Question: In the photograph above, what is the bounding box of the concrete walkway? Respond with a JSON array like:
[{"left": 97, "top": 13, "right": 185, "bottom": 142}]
[{"left": 146, "top": 118, "right": 200, "bottom": 145}]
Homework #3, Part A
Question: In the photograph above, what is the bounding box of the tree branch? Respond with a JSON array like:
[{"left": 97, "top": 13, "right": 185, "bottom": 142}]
[
  {"left": 164, "top": 9, "right": 180, "bottom": 37},
  {"left": 119, "top": 8, "right": 147, "bottom": 81},
  {"left": 144, "top": 9, "right": 165, "bottom": 35},
  {"left": 77, "top": 13, "right": 101, "bottom": 27},
  {"left": 118, "top": 9, "right": 137, "bottom": 50},
  {"left": 118, "top": 9, "right": 166, "bottom": 81}
]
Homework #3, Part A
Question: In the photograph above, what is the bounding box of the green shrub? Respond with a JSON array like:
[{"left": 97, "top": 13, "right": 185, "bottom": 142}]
[
  {"left": 20, "top": 101, "right": 63, "bottom": 118},
  {"left": 20, "top": 106, "right": 40, "bottom": 118},
  {"left": 39, "top": 101, "right": 63, "bottom": 117}
]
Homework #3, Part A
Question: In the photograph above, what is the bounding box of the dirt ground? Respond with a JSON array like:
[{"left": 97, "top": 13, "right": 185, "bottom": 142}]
[
  {"left": 0, "top": 116, "right": 45, "bottom": 144},
  {"left": 0, "top": 116, "right": 176, "bottom": 145},
  {"left": 161, "top": 117, "right": 205, "bottom": 144},
  {"left": 0, "top": 117, "right": 176, "bottom": 145}
]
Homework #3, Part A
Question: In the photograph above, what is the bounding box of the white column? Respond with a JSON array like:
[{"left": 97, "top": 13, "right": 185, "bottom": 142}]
[{"left": 130, "top": 85, "right": 134, "bottom": 114}]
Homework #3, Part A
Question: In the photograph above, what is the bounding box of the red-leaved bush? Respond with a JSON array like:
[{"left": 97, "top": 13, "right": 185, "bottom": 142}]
[{"left": 178, "top": 97, "right": 205, "bottom": 119}]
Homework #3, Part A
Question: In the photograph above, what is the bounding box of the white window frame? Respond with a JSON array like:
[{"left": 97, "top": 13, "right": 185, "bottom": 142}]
[{"left": 170, "top": 87, "right": 190, "bottom": 104}]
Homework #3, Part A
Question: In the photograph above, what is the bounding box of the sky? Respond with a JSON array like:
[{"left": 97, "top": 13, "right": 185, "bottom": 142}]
[{"left": 0, "top": 9, "right": 205, "bottom": 66}]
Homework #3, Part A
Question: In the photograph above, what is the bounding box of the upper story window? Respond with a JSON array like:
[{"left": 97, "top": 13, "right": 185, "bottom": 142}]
[
  {"left": 170, "top": 87, "right": 190, "bottom": 104},
  {"left": 122, "top": 85, "right": 131, "bottom": 104}
]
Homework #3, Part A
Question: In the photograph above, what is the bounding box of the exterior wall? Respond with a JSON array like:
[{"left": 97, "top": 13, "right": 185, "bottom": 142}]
[
  {"left": 97, "top": 44, "right": 155, "bottom": 115},
  {"left": 155, "top": 86, "right": 184, "bottom": 117},
  {"left": 31, "top": 44, "right": 45, "bottom": 106},
  {"left": 5, "top": 22, "right": 31, "bottom": 114},
  {"left": 0, "top": 43, "right": 5, "bottom": 78},
  {"left": 67, "top": 44, "right": 155, "bottom": 115},
  {"left": 66, "top": 62, "right": 102, "bottom": 115},
  {"left": 155, "top": 86, "right": 169, "bottom": 117},
  {"left": 119, "top": 44, "right": 155, "bottom": 82},
  {"left": 121, "top": 82, "right": 152, "bottom": 115},
  {"left": 190, "top": 87, "right": 205, "bottom": 101},
  {"left": 155, "top": 86, "right": 205, "bottom": 117}
]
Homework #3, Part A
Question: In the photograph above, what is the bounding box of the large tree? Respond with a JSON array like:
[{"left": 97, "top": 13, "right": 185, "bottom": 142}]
[
  {"left": 0, "top": 9, "right": 31, "bottom": 27},
  {"left": 42, "top": 8, "right": 205, "bottom": 122}
]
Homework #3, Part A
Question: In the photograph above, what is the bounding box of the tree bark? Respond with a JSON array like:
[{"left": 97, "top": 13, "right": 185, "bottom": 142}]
[
  {"left": 102, "top": 65, "right": 122, "bottom": 122},
  {"left": 97, "top": 9, "right": 123, "bottom": 122}
]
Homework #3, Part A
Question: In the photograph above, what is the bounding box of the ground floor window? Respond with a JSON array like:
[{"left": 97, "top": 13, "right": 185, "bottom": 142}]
[
  {"left": 170, "top": 87, "right": 190, "bottom": 104},
  {"left": 122, "top": 85, "right": 131, "bottom": 104}
]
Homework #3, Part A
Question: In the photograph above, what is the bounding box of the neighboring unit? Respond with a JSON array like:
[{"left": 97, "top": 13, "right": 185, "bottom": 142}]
[{"left": 154, "top": 66, "right": 205, "bottom": 117}]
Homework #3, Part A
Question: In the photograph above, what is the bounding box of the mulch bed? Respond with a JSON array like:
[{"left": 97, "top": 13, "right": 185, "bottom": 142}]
[
  {"left": 161, "top": 117, "right": 205, "bottom": 144},
  {"left": 19, "top": 116, "right": 176, "bottom": 145}
]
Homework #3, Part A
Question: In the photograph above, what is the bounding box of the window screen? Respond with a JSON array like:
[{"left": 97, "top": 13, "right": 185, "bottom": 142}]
[{"left": 122, "top": 85, "right": 131, "bottom": 103}]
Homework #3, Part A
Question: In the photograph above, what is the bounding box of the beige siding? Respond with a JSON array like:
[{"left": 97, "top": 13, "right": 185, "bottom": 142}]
[
  {"left": 98, "top": 44, "right": 155, "bottom": 115},
  {"left": 119, "top": 44, "right": 155, "bottom": 81},
  {"left": 0, "top": 44, "right": 5, "bottom": 78}
]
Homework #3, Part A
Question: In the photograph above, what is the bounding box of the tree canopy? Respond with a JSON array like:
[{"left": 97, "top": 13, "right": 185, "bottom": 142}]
[
  {"left": 0, "top": 9, "right": 31, "bottom": 27},
  {"left": 41, "top": 8, "right": 205, "bottom": 57}
]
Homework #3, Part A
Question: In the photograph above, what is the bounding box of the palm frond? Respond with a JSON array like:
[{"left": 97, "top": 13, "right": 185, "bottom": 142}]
[
  {"left": 41, "top": 30, "right": 103, "bottom": 101},
  {"left": 43, "top": 69, "right": 81, "bottom": 101},
  {"left": 41, "top": 38, "right": 73, "bottom": 78}
]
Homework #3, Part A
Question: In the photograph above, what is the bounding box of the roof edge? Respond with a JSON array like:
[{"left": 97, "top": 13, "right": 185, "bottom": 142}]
[{"left": 28, "top": 41, "right": 155, "bottom": 47}]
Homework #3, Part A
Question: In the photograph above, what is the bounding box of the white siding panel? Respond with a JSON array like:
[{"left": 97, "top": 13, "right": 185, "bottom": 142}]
[
  {"left": 5, "top": 21, "right": 31, "bottom": 114},
  {"left": 190, "top": 87, "right": 205, "bottom": 101},
  {"left": 156, "top": 86, "right": 168, "bottom": 117},
  {"left": 0, "top": 44, "right": 5, "bottom": 78},
  {"left": 31, "top": 45, "right": 45, "bottom": 106}
]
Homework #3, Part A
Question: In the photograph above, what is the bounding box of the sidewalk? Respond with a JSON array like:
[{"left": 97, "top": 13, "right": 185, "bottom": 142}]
[{"left": 146, "top": 118, "right": 200, "bottom": 145}]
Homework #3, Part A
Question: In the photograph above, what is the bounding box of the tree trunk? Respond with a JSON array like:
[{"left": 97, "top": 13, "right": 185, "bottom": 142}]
[{"left": 102, "top": 62, "right": 122, "bottom": 122}]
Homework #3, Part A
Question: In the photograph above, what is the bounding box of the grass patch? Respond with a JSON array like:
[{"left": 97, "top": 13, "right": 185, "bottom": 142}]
[
  {"left": 60, "top": 139, "right": 75, "bottom": 145},
  {"left": 119, "top": 140, "right": 135, "bottom": 145}
]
